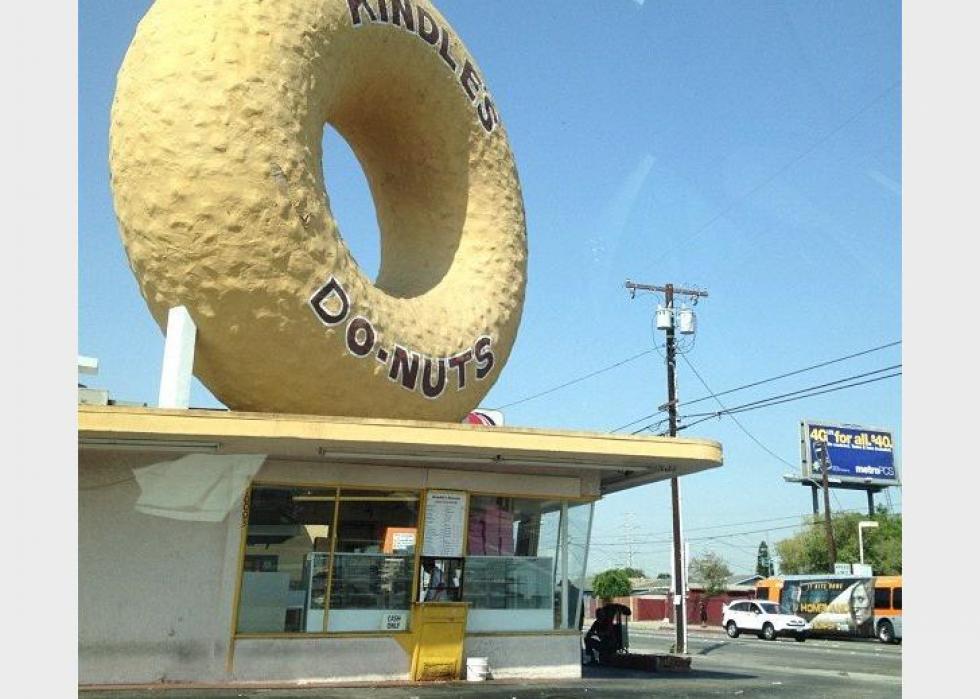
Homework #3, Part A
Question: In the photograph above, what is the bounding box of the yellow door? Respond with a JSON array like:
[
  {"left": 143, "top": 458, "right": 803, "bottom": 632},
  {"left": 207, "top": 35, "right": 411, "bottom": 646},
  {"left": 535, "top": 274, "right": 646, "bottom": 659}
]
[{"left": 410, "top": 602, "right": 468, "bottom": 681}]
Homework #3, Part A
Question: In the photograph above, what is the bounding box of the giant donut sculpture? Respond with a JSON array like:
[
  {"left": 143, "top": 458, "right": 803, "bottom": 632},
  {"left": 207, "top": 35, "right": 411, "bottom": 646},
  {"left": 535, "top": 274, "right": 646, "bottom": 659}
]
[{"left": 110, "top": 0, "right": 527, "bottom": 421}]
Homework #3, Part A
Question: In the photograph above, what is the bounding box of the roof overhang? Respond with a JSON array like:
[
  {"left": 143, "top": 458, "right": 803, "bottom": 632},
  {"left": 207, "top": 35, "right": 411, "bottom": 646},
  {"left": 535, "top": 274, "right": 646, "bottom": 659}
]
[{"left": 78, "top": 406, "right": 723, "bottom": 495}]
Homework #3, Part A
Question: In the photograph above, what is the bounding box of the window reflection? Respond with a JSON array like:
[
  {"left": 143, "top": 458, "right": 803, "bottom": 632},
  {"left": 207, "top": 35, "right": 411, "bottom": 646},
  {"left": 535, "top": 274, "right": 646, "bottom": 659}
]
[
  {"left": 328, "top": 490, "right": 418, "bottom": 632},
  {"left": 464, "top": 496, "right": 561, "bottom": 632},
  {"left": 237, "top": 487, "right": 336, "bottom": 633}
]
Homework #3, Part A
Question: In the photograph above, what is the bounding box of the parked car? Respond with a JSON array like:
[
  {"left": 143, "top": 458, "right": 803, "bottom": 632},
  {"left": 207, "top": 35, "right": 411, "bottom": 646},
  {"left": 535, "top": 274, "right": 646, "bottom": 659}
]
[{"left": 722, "top": 600, "right": 807, "bottom": 641}]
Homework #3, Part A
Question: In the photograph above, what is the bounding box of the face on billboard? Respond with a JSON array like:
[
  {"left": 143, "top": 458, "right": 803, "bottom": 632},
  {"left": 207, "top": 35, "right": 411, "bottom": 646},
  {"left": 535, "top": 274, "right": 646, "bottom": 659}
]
[{"left": 782, "top": 579, "right": 875, "bottom": 636}]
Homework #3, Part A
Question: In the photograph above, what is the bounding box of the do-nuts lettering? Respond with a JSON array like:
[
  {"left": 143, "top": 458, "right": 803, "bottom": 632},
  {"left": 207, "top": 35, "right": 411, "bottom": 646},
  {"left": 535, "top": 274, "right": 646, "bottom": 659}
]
[
  {"left": 310, "top": 276, "right": 496, "bottom": 400},
  {"left": 346, "top": 0, "right": 500, "bottom": 133}
]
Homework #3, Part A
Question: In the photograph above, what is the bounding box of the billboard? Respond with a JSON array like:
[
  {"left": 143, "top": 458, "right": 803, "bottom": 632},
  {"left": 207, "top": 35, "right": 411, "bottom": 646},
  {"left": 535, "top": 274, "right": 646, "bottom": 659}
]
[
  {"left": 801, "top": 420, "right": 900, "bottom": 487},
  {"left": 779, "top": 577, "right": 874, "bottom": 637}
]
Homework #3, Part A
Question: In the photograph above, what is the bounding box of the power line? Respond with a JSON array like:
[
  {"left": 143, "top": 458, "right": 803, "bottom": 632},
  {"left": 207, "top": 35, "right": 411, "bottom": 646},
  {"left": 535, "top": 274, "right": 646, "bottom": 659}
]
[
  {"left": 591, "top": 510, "right": 868, "bottom": 548},
  {"left": 589, "top": 504, "right": 902, "bottom": 548},
  {"left": 679, "top": 353, "right": 798, "bottom": 470},
  {"left": 613, "top": 522, "right": 819, "bottom": 553},
  {"left": 490, "top": 348, "right": 655, "bottom": 411},
  {"left": 589, "top": 512, "right": 816, "bottom": 543},
  {"left": 611, "top": 340, "right": 900, "bottom": 433},
  {"left": 676, "top": 369, "right": 901, "bottom": 430},
  {"left": 683, "top": 364, "right": 900, "bottom": 419}
]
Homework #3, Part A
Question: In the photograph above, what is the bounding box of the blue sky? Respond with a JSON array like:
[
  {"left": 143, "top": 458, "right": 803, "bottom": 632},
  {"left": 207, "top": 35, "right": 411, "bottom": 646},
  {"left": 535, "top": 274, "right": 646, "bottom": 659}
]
[{"left": 78, "top": 0, "right": 901, "bottom": 576}]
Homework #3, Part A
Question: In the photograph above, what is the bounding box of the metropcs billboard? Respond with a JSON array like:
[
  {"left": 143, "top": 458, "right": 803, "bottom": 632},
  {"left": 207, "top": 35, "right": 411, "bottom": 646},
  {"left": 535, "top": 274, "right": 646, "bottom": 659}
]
[{"left": 801, "top": 420, "right": 900, "bottom": 487}]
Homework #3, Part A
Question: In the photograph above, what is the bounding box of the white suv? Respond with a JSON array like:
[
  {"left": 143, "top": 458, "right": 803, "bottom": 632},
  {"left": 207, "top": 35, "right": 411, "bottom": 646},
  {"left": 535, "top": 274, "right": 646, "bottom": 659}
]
[{"left": 722, "top": 600, "right": 807, "bottom": 642}]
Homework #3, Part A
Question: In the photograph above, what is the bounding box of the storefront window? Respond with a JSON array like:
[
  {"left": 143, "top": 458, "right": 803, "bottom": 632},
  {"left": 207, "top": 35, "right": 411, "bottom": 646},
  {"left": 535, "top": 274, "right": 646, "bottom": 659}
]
[
  {"left": 463, "top": 496, "right": 562, "bottom": 632},
  {"left": 560, "top": 501, "right": 594, "bottom": 630},
  {"left": 236, "top": 487, "right": 592, "bottom": 636},
  {"left": 236, "top": 486, "right": 419, "bottom": 635},
  {"left": 236, "top": 487, "right": 336, "bottom": 633},
  {"left": 327, "top": 490, "right": 419, "bottom": 632}
]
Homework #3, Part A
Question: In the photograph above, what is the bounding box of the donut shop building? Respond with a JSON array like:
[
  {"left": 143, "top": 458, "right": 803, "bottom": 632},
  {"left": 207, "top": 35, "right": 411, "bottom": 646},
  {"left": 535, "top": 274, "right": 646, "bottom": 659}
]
[{"left": 78, "top": 404, "right": 722, "bottom": 687}]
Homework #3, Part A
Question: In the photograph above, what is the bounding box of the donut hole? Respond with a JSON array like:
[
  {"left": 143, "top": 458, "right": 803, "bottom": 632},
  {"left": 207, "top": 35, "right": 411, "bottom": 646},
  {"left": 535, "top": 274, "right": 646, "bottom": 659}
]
[
  {"left": 321, "top": 124, "right": 382, "bottom": 282},
  {"left": 322, "top": 29, "right": 474, "bottom": 300}
]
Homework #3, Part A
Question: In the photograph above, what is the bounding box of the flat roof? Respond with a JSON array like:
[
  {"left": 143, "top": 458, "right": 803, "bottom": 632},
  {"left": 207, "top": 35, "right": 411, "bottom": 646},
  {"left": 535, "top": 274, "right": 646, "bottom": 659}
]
[{"left": 78, "top": 405, "right": 723, "bottom": 495}]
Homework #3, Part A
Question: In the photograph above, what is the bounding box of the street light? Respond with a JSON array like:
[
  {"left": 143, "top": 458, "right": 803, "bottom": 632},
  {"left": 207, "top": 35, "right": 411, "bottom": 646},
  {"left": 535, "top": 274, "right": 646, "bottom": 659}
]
[{"left": 858, "top": 521, "right": 879, "bottom": 564}]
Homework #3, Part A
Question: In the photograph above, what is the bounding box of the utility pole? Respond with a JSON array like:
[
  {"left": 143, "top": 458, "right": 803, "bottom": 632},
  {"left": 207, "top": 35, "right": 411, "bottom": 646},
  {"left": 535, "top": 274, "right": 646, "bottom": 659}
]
[
  {"left": 815, "top": 441, "right": 837, "bottom": 570},
  {"left": 626, "top": 280, "right": 708, "bottom": 656}
]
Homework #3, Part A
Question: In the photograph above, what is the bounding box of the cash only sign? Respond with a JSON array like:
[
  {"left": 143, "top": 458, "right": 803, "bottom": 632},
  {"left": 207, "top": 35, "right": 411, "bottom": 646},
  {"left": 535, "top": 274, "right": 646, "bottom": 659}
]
[{"left": 801, "top": 420, "right": 900, "bottom": 487}]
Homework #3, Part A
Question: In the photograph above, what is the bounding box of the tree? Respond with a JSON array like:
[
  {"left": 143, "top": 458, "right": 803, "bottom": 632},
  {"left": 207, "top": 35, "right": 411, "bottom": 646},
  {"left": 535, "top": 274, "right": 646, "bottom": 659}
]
[
  {"left": 688, "top": 551, "right": 732, "bottom": 598},
  {"left": 756, "top": 541, "right": 774, "bottom": 578},
  {"left": 591, "top": 568, "right": 632, "bottom": 601},
  {"left": 620, "top": 566, "right": 647, "bottom": 579},
  {"left": 775, "top": 508, "right": 901, "bottom": 575}
]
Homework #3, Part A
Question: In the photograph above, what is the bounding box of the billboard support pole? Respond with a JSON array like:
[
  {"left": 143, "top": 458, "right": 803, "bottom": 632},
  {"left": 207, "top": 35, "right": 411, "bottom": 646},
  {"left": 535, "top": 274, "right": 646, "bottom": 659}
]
[
  {"left": 867, "top": 490, "right": 875, "bottom": 517},
  {"left": 817, "top": 443, "right": 838, "bottom": 571},
  {"left": 811, "top": 485, "right": 820, "bottom": 516}
]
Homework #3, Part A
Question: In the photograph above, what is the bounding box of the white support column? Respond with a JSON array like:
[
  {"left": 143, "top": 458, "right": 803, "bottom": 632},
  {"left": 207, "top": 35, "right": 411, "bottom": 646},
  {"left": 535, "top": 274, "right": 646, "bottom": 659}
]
[
  {"left": 158, "top": 306, "right": 197, "bottom": 409},
  {"left": 560, "top": 501, "right": 569, "bottom": 629}
]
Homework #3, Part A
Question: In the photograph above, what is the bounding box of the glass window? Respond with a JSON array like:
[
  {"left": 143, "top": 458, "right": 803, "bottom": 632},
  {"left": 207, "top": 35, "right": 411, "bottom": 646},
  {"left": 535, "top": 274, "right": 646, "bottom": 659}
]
[
  {"left": 560, "top": 501, "right": 594, "bottom": 630},
  {"left": 236, "top": 486, "right": 419, "bottom": 635},
  {"left": 874, "top": 587, "right": 891, "bottom": 610},
  {"left": 236, "top": 487, "right": 336, "bottom": 633},
  {"left": 463, "top": 496, "right": 561, "bottom": 632},
  {"left": 893, "top": 587, "right": 902, "bottom": 610},
  {"left": 327, "top": 489, "right": 419, "bottom": 632},
  {"left": 419, "top": 556, "right": 464, "bottom": 602}
]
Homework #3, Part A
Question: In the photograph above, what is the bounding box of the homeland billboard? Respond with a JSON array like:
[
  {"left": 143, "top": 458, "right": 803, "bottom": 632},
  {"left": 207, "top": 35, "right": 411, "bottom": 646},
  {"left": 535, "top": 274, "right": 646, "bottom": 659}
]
[
  {"left": 801, "top": 420, "right": 900, "bottom": 487},
  {"left": 780, "top": 577, "right": 875, "bottom": 637}
]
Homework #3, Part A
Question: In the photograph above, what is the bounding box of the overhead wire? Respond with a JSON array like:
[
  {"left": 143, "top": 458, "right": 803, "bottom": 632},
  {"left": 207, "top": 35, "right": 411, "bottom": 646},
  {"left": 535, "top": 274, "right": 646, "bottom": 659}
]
[
  {"left": 590, "top": 509, "right": 865, "bottom": 548},
  {"left": 611, "top": 522, "right": 818, "bottom": 554},
  {"left": 678, "top": 352, "right": 798, "bottom": 470},
  {"left": 490, "top": 347, "right": 655, "bottom": 411},
  {"left": 673, "top": 370, "right": 901, "bottom": 433},
  {"left": 588, "top": 512, "right": 816, "bottom": 543},
  {"left": 682, "top": 364, "right": 900, "bottom": 419},
  {"left": 612, "top": 340, "right": 901, "bottom": 433}
]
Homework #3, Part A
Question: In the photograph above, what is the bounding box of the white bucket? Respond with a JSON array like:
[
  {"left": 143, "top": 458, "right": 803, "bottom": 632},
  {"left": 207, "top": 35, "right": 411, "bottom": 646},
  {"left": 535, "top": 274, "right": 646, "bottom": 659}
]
[{"left": 466, "top": 656, "right": 490, "bottom": 682}]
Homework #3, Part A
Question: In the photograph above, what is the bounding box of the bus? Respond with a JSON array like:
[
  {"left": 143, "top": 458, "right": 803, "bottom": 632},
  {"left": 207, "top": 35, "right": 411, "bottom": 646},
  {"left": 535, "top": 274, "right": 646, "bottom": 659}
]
[{"left": 756, "top": 574, "right": 901, "bottom": 643}]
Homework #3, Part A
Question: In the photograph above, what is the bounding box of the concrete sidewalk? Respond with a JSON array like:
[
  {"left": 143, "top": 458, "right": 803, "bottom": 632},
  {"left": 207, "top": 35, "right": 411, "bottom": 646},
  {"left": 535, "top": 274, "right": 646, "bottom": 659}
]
[{"left": 79, "top": 665, "right": 696, "bottom": 699}]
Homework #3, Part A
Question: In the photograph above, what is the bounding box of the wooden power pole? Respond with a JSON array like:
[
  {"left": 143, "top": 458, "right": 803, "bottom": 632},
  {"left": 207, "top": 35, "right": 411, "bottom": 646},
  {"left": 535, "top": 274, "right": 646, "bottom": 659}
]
[
  {"left": 625, "top": 280, "right": 708, "bottom": 656},
  {"left": 815, "top": 441, "right": 838, "bottom": 570}
]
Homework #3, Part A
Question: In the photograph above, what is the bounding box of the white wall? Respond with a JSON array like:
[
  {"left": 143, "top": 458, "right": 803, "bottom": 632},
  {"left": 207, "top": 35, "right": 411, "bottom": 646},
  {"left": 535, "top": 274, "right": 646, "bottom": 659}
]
[
  {"left": 79, "top": 451, "right": 242, "bottom": 684},
  {"left": 463, "top": 634, "right": 582, "bottom": 679},
  {"left": 231, "top": 637, "right": 410, "bottom": 682}
]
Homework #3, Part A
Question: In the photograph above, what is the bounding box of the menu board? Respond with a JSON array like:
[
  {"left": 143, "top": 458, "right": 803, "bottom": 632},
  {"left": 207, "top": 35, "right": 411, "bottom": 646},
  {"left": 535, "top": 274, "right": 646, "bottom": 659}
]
[{"left": 421, "top": 490, "right": 467, "bottom": 558}]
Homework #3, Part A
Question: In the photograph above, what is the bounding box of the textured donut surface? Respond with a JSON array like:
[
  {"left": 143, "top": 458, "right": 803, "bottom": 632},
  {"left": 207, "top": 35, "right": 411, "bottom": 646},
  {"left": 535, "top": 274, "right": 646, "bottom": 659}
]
[{"left": 110, "top": 0, "right": 527, "bottom": 420}]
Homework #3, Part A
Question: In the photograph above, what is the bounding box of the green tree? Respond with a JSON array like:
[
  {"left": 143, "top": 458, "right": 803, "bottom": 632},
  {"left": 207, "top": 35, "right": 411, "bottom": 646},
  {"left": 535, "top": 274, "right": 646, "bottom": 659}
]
[
  {"left": 688, "top": 551, "right": 732, "bottom": 598},
  {"left": 620, "top": 566, "right": 647, "bottom": 579},
  {"left": 591, "top": 568, "right": 632, "bottom": 601},
  {"left": 756, "top": 541, "right": 774, "bottom": 577},
  {"left": 775, "top": 508, "right": 901, "bottom": 575}
]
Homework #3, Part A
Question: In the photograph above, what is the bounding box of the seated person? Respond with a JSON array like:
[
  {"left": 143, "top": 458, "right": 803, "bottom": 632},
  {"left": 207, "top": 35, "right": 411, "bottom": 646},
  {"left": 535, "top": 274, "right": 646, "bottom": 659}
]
[{"left": 584, "top": 603, "right": 631, "bottom": 663}]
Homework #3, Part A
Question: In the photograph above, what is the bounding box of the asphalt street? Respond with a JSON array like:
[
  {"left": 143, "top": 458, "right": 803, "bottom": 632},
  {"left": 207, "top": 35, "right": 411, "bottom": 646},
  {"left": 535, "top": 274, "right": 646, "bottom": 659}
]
[{"left": 80, "top": 629, "right": 902, "bottom": 699}]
